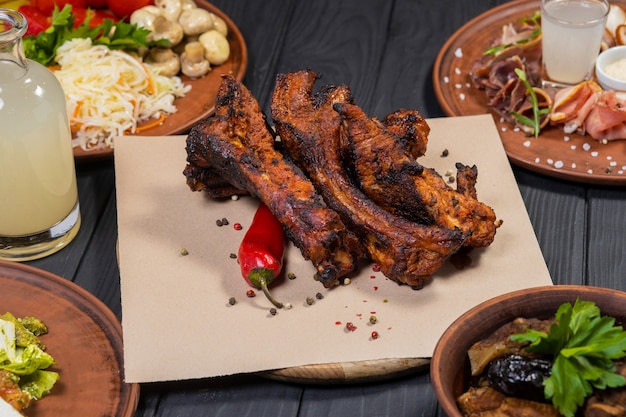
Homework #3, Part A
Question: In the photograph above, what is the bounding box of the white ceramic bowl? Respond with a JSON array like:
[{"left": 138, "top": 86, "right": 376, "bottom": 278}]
[{"left": 596, "top": 45, "right": 626, "bottom": 91}]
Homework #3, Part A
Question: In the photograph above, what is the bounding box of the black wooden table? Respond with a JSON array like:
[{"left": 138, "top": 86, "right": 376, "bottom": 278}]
[{"left": 26, "top": 0, "right": 626, "bottom": 415}]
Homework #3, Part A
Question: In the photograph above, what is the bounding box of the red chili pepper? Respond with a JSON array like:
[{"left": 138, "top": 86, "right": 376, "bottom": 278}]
[{"left": 238, "top": 202, "right": 285, "bottom": 308}]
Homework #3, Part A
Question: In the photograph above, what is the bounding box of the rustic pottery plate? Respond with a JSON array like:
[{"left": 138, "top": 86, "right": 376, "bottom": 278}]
[
  {"left": 433, "top": 0, "right": 626, "bottom": 185},
  {"left": 431, "top": 285, "right": 626, "bottom": 416},
  {"left": 0, "top": 261, "right": 139, "bottom": 417},
  {"left": 74, "top": 0, "right": 248, "bottom": 161}
]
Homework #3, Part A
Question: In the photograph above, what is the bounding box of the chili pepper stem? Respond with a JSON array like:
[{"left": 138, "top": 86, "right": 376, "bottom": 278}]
[
  {"left": 249, "top": 267, "right": 284, "bottom": 309},
  {"left": 259, "top": 277, "right": 284, "bottom": 309}
]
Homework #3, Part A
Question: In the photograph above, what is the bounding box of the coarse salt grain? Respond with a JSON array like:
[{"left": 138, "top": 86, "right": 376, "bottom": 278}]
[
  {"left": 444, "top": 76, "right": 450, "bottom": 83},
  {"left": 455, "top": 67, "right": 461, "bottom": 75},
  {"left": 547, "top": 159, "right": 554, "bottom": 165},
  {"left": 587, "top": 169, "right": 593, "bottom": 174},
  {"left": 523, "top": 140, "right": 531, "bottom": 147},
  {"left": 459, "top": 93, "right": 466, "bottom": 100},
  {"left": 591, "top": 151, "right": 598, "bottom": 157},
  {"left": 583, "top": 143, "right": 591, "bottom": 151},
  {"left": 610, "top": 161, "right": 617, "bottom": 166},
  {"left": 455, "top": 83, "right": 462, "bottom": 89},
  {"left": 454, "top": 47, "right": 463, "bottom": 58},
  {"left": 554, "top": 161, "right": 564, "bottom": 168},
  {"left": 572, "top": 163, "right": 577, "bottom": 169},
  {"left": 563, "top": 136, "right": 570, "bottom": 142},
  {"left": 535, "top": 157, "right": 541, "bottom": 163},
  {"left": 571, "top": 145, "right": 577, "bottom": 150}
]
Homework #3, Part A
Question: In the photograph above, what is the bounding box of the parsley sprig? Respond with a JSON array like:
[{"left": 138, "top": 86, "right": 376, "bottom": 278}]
[
  {"left": 511, "top": 299, "right": 626, "bottom": 417},
  {"left": 23, "top": 4, "right": 169, "bottom": 67}
]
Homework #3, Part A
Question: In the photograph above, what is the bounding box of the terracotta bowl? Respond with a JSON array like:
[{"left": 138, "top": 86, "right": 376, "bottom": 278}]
[{"left": 430, "top": 285, "right": 626, "bottom": 416}]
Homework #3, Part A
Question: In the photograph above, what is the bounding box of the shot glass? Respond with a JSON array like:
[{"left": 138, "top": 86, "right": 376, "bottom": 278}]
[{"left": 541, "top": 0, "right": 609, "bottom": 87}]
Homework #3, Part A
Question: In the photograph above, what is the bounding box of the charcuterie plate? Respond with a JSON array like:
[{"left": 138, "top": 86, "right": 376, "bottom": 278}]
[{"left": 434, "top": 0, "right": 626, "bottom": 185}]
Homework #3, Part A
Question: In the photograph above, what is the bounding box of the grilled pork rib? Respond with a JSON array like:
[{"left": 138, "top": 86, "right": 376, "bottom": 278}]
[
  {"left": 334, "top": 102, "right": 500, "bottom": 248},
  {"left": 271, "top": 69, "right": 467, "bottom": 288},
  {"left": 185, "top": 74, "right": 365, "bottom": 287}
]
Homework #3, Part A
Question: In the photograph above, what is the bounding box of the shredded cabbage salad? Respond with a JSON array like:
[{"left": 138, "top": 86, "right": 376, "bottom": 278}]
[{"left": 53, "top": 38, "right": 191, "bottom": 150}]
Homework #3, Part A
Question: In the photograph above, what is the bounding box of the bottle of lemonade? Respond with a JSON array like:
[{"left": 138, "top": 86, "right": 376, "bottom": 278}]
[{"left": 0, "top": 9, "right": 81, "bottom": 261}]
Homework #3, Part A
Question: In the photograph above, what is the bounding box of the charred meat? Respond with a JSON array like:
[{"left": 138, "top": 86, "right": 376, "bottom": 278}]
[
  {"left": 270, "top": 69, "right": 468, "bottom": 289},
  {"left": 334, "top": 102, "right": 500, "bottom": 248},
  {"left": 185, "top": 74, "right": 365, "bottom": 287}
]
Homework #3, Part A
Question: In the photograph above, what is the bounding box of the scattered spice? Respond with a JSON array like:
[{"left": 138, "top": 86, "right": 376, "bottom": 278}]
[
  {"left": 229, "top": 253, "right": 237, "bottom": 259},
  {"left": 228, "top": 297, "right": 237, "bottom": 305},
  {"left": 369, "top": 315, "right": 378, "bottom": 324},
  {"left": 246, "top": 289, "right": 256, "bottom": 298},
  {"left": 180, "top": 247, "right": 189, "bottom": 256},
  {"left": 306, "top": 297, "right": 315, "bottom": 305},
  {"left": 441, "top": 149, "right": 449, "bottom": 157},
  {"left": 342, "top": 278, "right": 351, "bottom": 286},
  {"left": 372, "top": 263, "right": 381, "bottom": 272},
  {"left": 287, "top": 272, "right": 297, "bottom": 280},
  {"left": 233, "top": 223, "right": 243, "bottom": 231},
  {"left": 216, "top": 218, "right": 229, "bottom": 227},
  {"left": 269, "top": 308, "right": 277, "bottom": 316},
  {"left": 315, "top": 292, "right": 324, "bottom": 300},
  {"left": 371, "top": 331, "right": 379, "bottom": 340},
  {"left": 346, "top": 322, "right": 357, "bottom": 332}
]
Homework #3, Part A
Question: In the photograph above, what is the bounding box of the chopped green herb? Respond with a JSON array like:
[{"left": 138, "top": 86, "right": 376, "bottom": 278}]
[
  {"left": 23, "top": 4, "right": 169, "bottom": 67},
  {"left": 511, "top": 299, "right": 626, "bottom": 417}
]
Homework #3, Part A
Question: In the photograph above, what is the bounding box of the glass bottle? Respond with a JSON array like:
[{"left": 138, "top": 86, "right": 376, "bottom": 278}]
[{"left": 0, "top": 9, "right": 81, "bottom": 261}]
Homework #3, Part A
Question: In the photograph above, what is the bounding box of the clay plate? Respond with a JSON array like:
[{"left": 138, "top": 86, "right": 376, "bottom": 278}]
[
  {"left": 0, "top": 261, "right": 139, "bottom": 417},
  {"left": 74, "top": 0, "right": 247, "bottom": 161},
  {"left": 431, "top": 285, "right": 626, "bottom": 416},
  {"left": 433, "top": 0, "right": 626, "bottom": 185}
]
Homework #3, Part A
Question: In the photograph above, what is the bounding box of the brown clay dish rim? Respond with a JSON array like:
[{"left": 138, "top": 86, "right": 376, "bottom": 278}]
[
  {"left": 0, "top": 260, "right": 139, "bottom": 417},
  {"left": 430, "top": 285, "right": 626, "bottom": 416}
]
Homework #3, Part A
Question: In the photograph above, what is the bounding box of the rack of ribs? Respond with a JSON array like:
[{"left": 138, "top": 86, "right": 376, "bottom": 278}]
[
  {"left": 334, "top": 102, "right": 501, "bottom": 248},
  {"left": 271, "top": 69, "right": 468, "bottom": 289},
  {"left": 184, "top": 74, "right": 365, "bottom": 287}
]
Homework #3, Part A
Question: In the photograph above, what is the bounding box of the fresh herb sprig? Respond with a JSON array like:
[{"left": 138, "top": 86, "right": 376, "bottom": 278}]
[
  {"left": 483, "top": 11, "right": 542, "bottom": 56},
  {"left": 511, "top": 299, "right": 626, "bottom": 417},
  {"left": 510, "top": 68, "right": 551, "bottom": 138},
  {"left": 23, "top": 4, "right": 170, "bottom": 67}
]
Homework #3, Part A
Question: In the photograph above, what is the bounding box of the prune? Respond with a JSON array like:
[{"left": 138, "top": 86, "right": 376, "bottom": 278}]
[{"left": 486, "top": 354, "right": 552, "bottom": 403}]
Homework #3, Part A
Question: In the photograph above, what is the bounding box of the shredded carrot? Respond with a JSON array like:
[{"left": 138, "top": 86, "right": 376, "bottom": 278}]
[
  {"left": 138, "top": 61, "right": 156, "bottom": 95},
  {"left": 135, "top": 113, "right": 166, "bottom": 132},
  {"left": 47, "top": 65, "right": 62, "bottom": 72},
  {"left": 72, "top": 101, "right": 83, "bottom": 119}
]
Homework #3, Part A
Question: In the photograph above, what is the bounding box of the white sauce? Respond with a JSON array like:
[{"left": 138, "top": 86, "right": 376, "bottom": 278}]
[{"left": 605, "top": 58, "right": 626, "bottom": 80}]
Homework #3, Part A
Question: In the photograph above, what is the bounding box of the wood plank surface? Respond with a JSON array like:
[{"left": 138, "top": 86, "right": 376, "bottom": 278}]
[{"left": 20, "top": 0, "right": 626, "bottom": 415}]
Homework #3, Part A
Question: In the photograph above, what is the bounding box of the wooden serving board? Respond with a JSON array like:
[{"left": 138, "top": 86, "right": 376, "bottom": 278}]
[{"left": 261, "top": 358, "right": 431, "bottom": 384}]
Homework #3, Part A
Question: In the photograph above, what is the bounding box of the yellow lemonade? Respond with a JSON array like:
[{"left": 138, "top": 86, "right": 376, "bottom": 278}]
[
  {"left": 0, "top": 58, "right": 80, "bottom": 257},
  {"left": 542, "top": 0, "right": 609, "bottom": 85}
]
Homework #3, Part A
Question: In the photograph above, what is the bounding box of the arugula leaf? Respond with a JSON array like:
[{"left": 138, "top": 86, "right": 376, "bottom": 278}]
[
  {"left": 483, "top": 11, "right": 541, "bottom": 56},
  {"left": 511, "top": 299, "right": 626, "bottom": 417},
  {"left": 22, "top": 4, "right": 169, "bottom": 67},
  {"left": 510, "top": 68, "right": 551, "bottom": 138}
]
